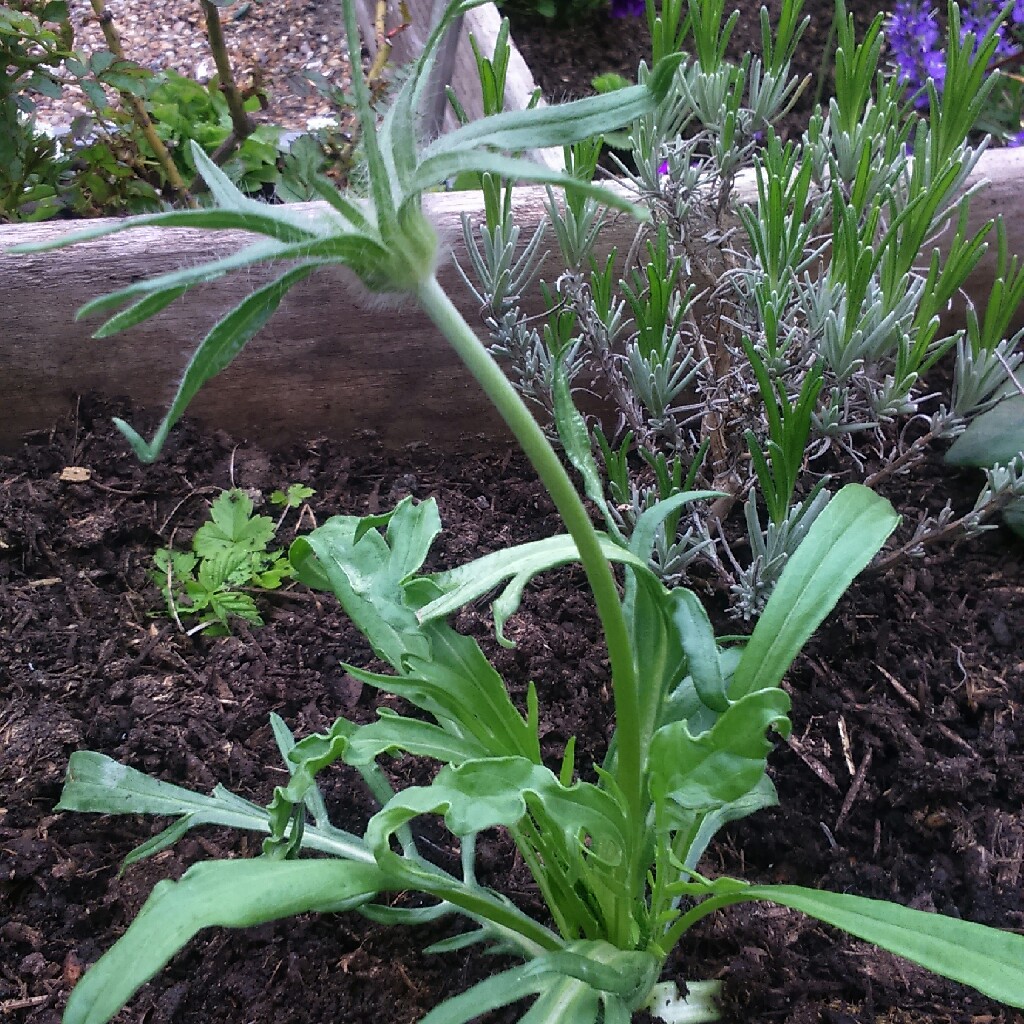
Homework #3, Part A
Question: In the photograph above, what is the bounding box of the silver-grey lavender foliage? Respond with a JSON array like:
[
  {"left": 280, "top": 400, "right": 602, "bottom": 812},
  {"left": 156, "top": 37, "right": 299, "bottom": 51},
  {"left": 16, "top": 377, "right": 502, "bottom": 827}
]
[{"left": 459, "top": 4, "right": 1024, "bottom": 617}]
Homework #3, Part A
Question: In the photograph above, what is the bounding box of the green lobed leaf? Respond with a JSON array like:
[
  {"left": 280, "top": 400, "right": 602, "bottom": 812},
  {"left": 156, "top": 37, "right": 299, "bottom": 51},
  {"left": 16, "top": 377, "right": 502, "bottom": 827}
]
[
  {"left": 77, "top": 240, "right": 293, "bottom": 322},
  {"left": 340, "top": 618, "right": 537, "bottom": 764},
  {"left": 415, "top": 533, "right": 647, "bottom": 642},
  {"left": 648, "top": 688, "right": 791, "bottom": 833},
  {"left": 264, "top": 718, "right": 353, "bottom": 856},
  {"left": 56, "top": 750, "right": 371, "bottom": 866},
  {"left": 403, "top": 622, "right": 541, "bottom": 760},
  {"left": 63, "top": 859, "right": 389, "bottom": 1024},
  {"left": 344, "top": 709, "right": 489, "bottom": 766},
  {"left": 194, "top": 489, "right": 275, "bottom": 556},
  {"left": 731, "top": 485, "right": 899, "bottom": 698},
  {"left": 366, "top": 757, "right": 630, "bottom": 869},
  {"left": 57, "top": 750, "right": 268, "bottom": 826},
  {"left": 288, "top": 496, "right": 441, "bottom": 669}
]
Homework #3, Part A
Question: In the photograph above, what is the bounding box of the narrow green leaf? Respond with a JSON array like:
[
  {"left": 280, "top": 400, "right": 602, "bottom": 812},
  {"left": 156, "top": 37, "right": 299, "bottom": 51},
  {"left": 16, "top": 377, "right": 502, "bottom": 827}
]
[
  {"left": 628, "top": 490, "right": 722, "bottom": 563},
  {"left": 669, "top": 588, "right": 729, "bottom": 713},
  {"left": 731, "top": 485, "right": 899, "bottom": 698},
  {"left": 680, "top": 774, "right": 779, "bottom": 872},
  {"left": 553, "top": 363, "right": 619, "bottom": 538},
  {"left": 114, "top": 263, "right": 317, "bottom": 462},
  {"left": 63, "top": 859, "right": 388, "bottom": 1024},
  {"left": 90, "top": 286, "right": 189, "bottom": 338},
  {"left": 11, "top": 207, "right": 320, "bottom": 259},
  {"left": 411, "top": 151, "right": 648, "bottom": 218},
  {"left": 743, "top": 883, "right": 1024, "bottom": 1008},
  {"left": 418, "top": 962, "right": 558, "bottom": 1024}
]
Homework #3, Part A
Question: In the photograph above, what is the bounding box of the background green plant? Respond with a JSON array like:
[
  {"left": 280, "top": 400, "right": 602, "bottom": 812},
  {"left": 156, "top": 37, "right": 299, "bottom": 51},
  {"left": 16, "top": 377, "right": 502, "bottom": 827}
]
[{"left": 0, "top": 0, "right": 351, "bottom": 219}]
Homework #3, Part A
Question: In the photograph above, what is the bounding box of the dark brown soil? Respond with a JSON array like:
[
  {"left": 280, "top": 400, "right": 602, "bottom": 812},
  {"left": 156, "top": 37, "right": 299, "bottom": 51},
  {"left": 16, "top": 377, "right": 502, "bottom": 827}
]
[{"left": 1, "top": 394, "right": 1022, "bottom": 1024}]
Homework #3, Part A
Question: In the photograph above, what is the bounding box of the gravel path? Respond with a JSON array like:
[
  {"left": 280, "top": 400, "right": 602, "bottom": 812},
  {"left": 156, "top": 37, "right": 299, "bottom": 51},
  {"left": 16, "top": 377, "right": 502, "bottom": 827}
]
[{"left": 32, "top": 0, "right": 352, "bottom": 131}]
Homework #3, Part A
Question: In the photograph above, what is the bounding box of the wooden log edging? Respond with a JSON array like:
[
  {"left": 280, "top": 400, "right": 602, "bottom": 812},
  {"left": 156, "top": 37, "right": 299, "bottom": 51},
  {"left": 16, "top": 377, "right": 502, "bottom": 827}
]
[{"left": 1, "top": 148, "right": 1022, "bottom": 452}]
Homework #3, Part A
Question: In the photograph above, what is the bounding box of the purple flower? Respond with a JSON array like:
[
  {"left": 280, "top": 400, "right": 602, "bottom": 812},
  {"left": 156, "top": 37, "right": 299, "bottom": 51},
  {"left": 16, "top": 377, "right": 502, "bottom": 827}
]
[
  {"left": 960, "top": 0, "right": 1017, "bottom": 57},
  {"left": 888, "top": 1, "right": 946, "bottom": 107},
  {"left": 1007, "top": 127, "right": 1024, "bottom": 145},
  {"left": 609, "top": 0, "right": 644, "bottom": 17}
]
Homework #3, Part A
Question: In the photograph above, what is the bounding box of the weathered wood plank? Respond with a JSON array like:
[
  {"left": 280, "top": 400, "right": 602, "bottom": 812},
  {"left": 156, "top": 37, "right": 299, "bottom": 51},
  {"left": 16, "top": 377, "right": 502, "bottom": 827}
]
[{"left": 1, "top": 149, "right": 1021, "bottom": 451}]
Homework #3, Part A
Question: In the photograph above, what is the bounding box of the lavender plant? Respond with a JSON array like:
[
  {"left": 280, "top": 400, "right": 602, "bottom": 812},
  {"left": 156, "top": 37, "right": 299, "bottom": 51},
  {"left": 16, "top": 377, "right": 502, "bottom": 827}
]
[
  {"left": 9, "top": 0, "right": 1024, "bottom": 1021},
  {"left": 461, "top": 0, "right": 1024, "bottom": 618}
]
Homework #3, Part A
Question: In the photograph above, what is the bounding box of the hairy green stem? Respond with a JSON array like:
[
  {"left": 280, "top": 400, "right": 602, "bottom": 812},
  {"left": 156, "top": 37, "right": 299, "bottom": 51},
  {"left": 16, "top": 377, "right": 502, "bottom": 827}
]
[{"left": 416, "top": 274, "right": 645, "bottom": 935}]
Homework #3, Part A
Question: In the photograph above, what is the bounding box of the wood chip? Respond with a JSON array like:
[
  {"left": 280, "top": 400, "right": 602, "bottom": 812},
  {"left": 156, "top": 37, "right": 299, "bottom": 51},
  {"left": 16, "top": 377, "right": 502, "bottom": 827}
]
[
  {"left": 835, "top": 747, "right": 873, "bottom": 834},
  {"left": 783, "top": 733, "right": 839, "bottom": 792},
  {"left": 876, "top": 663, "right": 921, "bottom": 712}
]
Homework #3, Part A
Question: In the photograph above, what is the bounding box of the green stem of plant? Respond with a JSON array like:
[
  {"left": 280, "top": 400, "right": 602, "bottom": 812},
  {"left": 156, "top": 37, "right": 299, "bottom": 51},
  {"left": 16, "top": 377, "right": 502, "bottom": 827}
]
[
  {"left": 340, "top": 0, "right": 395, "bottom": 235},
  {"left": 194, "top": 0, "right": 255, "bottom": 178},
  {"left": 416, "top": 274, "right": 645, "bottom": 919}
]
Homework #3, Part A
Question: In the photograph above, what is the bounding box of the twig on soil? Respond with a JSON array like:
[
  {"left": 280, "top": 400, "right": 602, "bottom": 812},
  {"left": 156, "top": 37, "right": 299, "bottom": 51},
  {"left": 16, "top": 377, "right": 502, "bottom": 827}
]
[
  {"left": 0, "top": 995, "right": 50, "bottom": 1013},
  {"left": 876, "top": 663, "right": 921, "bottom": 712},
  {"left": 835, "top": 747, "right": 873, "bottom": 834},
  {"left": 878, "top": 663, "right": 980, "bottom": 758},
  {"left": 782, "top": 733, "right": 839, "bottom": 791}
]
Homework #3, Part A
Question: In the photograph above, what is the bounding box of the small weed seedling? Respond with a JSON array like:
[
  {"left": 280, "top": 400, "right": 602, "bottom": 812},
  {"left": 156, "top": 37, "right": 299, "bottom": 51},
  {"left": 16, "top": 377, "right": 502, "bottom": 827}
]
[{"left": 152, "top": 486, "right": 312, "bottom": 635}]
